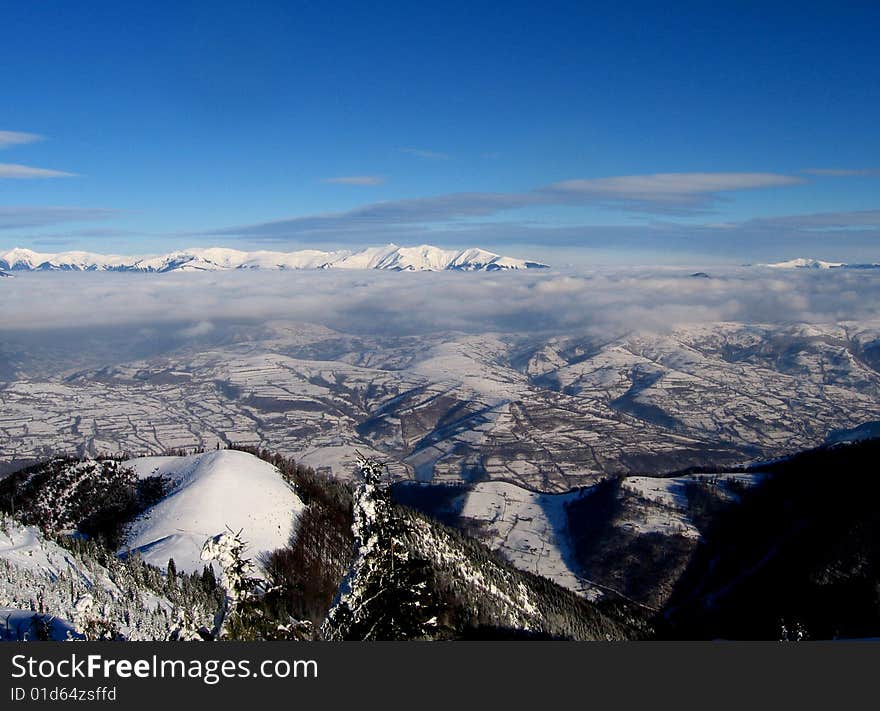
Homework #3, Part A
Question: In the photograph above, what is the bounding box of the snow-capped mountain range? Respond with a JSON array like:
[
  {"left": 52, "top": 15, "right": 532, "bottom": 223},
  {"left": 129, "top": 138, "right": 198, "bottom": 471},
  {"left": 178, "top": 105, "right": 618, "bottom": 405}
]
[
  {"left": 0, "top": 244, "right": 548, "bottom": 273},
  {"left": 759, "top": 257, "right": 880, "bottom": 269}
]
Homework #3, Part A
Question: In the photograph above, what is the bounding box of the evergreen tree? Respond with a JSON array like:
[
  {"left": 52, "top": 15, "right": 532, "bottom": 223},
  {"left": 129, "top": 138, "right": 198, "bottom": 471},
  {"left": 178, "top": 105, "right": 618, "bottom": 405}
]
[
  {"left": 323, "top": 455, "right": 440, "bottom": 640},
  {"left": 200, "top": 528, "right": 311, "bottom": 640}
]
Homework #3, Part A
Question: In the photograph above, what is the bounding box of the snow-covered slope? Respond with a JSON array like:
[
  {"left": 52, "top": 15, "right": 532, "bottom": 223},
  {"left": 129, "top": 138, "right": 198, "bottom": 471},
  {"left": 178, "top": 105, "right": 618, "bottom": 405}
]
[
  {"left": 0, "top": 519, "right": 94, "bottom": 640},
  {"left": 393, "top": 480, "right": 616, "bottom": 599},
  {"left": 0, "top": 244, "right": 548, "bottom": 273},
  {"left": 325, "top": 460, "right": 644, "bottom": 640},
  {"left": 0, "top": 514, "right": 197, "bottom": 641},
  {"left": 123, "top": 450, "right": 304, "bottom": 574},
  {"left": 1, "top": 519, "right": 94, "bottom": 582}
]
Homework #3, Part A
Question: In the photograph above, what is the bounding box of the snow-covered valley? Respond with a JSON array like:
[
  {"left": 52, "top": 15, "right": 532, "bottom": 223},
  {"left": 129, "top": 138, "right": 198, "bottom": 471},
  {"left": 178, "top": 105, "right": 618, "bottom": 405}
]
[{"left": 2, "top": 318, "right": 878, "bottom": 489}]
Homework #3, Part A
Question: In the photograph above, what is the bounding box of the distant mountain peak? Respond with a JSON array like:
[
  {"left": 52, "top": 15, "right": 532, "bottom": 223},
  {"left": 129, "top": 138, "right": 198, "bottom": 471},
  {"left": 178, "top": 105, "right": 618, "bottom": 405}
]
[
  {"left": 0, "top": 244, "right": 549, "bottom": 273},
  {"left": 760, "top": 257, "right": 846, "bottom": 269},
  {"left": 753, "top": 257, "right": 880, "bottom": 270}
]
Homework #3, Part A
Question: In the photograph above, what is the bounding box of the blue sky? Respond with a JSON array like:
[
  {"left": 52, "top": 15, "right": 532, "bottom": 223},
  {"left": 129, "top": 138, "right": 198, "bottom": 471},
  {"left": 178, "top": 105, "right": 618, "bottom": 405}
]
[{"left": 1, "top": 1, "right": 879, "bottom": 265}]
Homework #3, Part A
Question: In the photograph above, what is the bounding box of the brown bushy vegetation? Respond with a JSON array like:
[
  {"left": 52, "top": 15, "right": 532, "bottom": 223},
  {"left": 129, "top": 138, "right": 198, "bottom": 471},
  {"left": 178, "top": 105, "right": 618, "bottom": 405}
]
[{"left": 228, "top": 445, "right": 356, "bottom": 629}]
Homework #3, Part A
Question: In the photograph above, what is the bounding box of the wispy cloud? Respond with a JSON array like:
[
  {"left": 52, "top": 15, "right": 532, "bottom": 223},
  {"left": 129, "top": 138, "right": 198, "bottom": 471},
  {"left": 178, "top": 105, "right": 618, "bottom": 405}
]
[
  {"left": 542, "top": 172, "right": 804, "bottom": 210},
  {"left": 210, "top": 191, "right": 537, "bottom": 240},
  {"left": 321, "top": 175, "right": 386, "bottom": 186},
  {"left": 28, "top": 237, "right": 78, "bottom": 248},
  {"left": 801, "top": 168, "right": 879, "bottom": 177},
  {"left": 209, "top": 171, "right": 804, "bottom": 240},
  {"left": 741, "top": 209, "right": 880, "bottom": 231},
  {"left": 0, "top": 132, "right": 75, "bottom": 179},
  {"left": 0, "top": 206, "right": 118, "bottom": 230},
  {"left": 401, "top": 147, "right": 451, "bottom": 161},
  {"left": 0, "top": 130, "right": 43, "bottom": 149},
  {"left": 0, "top": 163, "right": 76, "bottom": 179}
]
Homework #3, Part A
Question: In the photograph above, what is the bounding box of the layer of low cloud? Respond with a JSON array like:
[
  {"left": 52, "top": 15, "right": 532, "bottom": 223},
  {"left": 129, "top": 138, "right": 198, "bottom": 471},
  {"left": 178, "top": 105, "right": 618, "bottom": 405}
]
[{"left": 2, "top": 268, "right": 879, "bottom": 340}]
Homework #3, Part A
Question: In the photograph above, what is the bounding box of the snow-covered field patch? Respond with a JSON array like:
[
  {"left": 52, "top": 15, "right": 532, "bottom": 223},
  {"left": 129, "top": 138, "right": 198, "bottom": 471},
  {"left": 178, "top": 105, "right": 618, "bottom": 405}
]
[
  {"left": 619, "top": 476, "right": 700, "bottom": 538},
  {"left": 459, "top": 481, "right": 600, "bottom": 599}
]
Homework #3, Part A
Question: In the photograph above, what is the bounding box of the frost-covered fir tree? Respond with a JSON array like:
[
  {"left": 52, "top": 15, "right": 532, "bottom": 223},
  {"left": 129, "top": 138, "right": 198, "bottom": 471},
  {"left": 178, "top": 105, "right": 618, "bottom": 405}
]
[
  {"left": 322, "top": 455, "right": 439, "bottom": 640},
  {"left": 200, "top": 528, "right": 311, "bottom": 640},
  {"left": 201, "top": 528, "right": 260, "bottom": 639}
]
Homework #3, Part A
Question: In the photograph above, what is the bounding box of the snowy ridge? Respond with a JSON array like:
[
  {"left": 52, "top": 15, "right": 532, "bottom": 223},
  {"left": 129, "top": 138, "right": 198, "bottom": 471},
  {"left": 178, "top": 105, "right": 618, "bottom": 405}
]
[
  {"left": 758, "top": 257, "right": 879, "bottom": 269},
  {"left": 123, "top": 450, "right": 304, "bottom": 574},
  {"left": 0, "top": 244, "right": 548, "bottom": 273}
]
